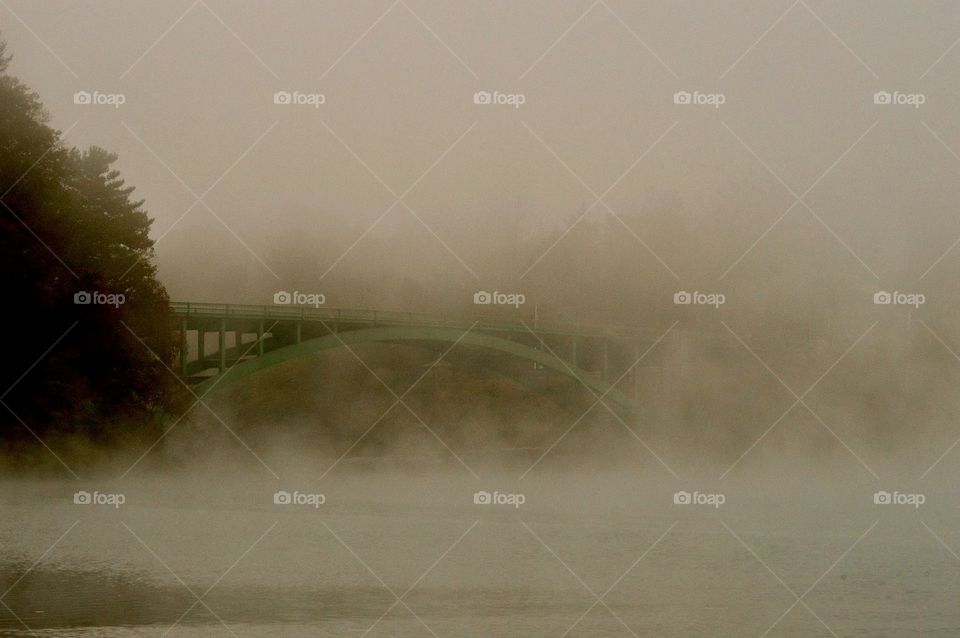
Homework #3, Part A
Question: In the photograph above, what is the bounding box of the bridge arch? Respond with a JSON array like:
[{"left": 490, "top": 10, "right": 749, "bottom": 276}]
[{"left": 194, "top": 326, "right": 642, "bottom": 415}]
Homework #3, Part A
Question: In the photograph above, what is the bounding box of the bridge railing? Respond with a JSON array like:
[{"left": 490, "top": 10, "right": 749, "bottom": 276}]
[{"left": 170, "top": 302, "right": 648, "bottom": 340}]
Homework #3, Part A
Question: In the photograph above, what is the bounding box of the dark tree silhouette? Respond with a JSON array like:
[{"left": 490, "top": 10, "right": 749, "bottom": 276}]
[{"left": 0, "top": 40, "right": 179, "bottom": 448}]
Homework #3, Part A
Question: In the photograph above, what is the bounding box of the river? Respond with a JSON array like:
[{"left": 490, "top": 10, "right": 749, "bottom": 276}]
[{"left": 1, "top": 463, "right": 957, "bottom": 636}]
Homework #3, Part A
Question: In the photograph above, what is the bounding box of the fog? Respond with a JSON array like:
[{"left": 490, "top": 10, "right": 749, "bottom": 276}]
[
  {"left": 7, "top": 2, "right": 960, "bottom": 465},
  {"left": 4, "top": 1, "right": 960, "bottom": 635},
  {"left": 7, "top": 1, "right": 960, "bottom": 305}
]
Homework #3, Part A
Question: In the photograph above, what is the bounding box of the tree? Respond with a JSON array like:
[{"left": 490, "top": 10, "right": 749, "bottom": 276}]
[{"left": 0, "top": 39, "right": 179, "bottom": 448}]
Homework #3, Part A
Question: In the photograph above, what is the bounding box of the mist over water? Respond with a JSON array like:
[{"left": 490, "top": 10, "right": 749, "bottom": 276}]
[
  {"left": 5, "top": 349, "right": 960, "bottom": 636},
  {"left": 4, "top": 456, "right": 960, "bottom": 637}
]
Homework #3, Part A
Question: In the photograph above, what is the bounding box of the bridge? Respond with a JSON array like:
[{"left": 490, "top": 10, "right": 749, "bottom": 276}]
[{"left": 172, "top": 302, "right": 664, "bottom": 416}]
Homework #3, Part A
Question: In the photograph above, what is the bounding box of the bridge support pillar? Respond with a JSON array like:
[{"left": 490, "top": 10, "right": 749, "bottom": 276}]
[
  {"left": 218, "top": 319, "right": 226, "bottom": 374},
  {"left": 198, "top": 328, "right": 205, "bottom": 370},
  {"left": 257, "top": 321, "right": 264, "bottom": 357},
  {"left": 179, "top": 318, "right": 188, "bottom": 377},
  {"left": 295, "top": 321, "right": 302, "bottom": 344}
]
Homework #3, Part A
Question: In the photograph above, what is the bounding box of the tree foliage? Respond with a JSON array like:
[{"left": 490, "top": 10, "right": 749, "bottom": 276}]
[{"left": 0, "top": 40, "right": 179, "bottom": 444}]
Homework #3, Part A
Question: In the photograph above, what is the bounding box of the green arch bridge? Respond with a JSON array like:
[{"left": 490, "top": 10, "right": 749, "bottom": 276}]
[{"left": 172, "top": 302, "right": 663, "bottom": 416}]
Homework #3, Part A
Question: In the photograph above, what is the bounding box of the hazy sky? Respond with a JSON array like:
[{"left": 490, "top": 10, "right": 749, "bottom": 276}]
[
  {"left": 9, "top": 14, "right": 960, "bottom": 631},
  {"left": 4, "top": 0, "right": 960, "bottom": 306}
]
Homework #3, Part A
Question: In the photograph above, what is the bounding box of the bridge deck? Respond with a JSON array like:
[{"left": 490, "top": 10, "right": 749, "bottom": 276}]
[{"left": 171, "top": 302, "right": 647, "bottom": 342}]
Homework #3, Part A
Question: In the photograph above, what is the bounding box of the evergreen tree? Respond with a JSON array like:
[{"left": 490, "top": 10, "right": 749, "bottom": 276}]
[{"left": 0, "top": 40, "right": 179, "bottom": 447}]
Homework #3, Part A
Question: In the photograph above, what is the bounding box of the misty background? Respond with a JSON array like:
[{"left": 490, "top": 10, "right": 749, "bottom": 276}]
[
  {"left": 5, "top": 4, "right": 960, "bottom": 637},
  {"left": 4, "top": 0, "right": 960, "bottom": 478}
]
